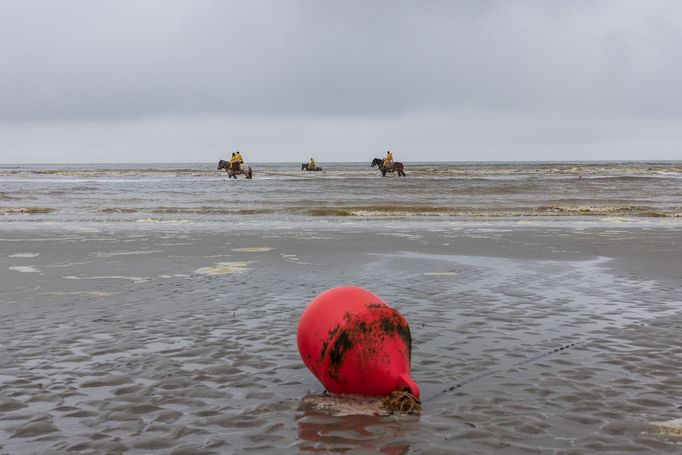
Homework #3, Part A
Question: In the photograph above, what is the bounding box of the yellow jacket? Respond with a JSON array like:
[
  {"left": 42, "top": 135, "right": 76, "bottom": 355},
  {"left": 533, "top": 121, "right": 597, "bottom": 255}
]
[
  {"left": 309, "top": 159, "right": 316, "bottom": 167},
  {"left": 383, "top": 152, "right": 394, "bottom": 166},
  {"left": 235, "top": 153, "right": 244, "bottom": 163}
]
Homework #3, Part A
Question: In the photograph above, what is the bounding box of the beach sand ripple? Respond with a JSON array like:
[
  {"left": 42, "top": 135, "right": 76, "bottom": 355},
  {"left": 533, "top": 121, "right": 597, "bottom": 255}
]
[{"left": 1, "top": 227, "right": 681, "bottom": 453}]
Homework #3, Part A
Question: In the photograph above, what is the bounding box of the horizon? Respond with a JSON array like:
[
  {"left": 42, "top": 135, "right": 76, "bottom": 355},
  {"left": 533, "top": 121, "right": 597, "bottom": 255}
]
[{"left": 3, "top": 158, "right": 682, "bottom": 166}]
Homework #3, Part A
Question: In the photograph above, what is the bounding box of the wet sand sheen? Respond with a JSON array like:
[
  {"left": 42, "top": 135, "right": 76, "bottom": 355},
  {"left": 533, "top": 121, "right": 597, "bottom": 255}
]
[{"left": 0, "top": 225, "right": 681, "bottom": 453}]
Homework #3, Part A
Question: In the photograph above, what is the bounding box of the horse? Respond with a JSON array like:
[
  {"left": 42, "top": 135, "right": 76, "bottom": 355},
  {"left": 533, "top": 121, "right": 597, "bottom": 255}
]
[
  {"left": 217, "top": 159, "right": 253, "bottom": 179},
  {"left": 371, "top": 158, "right": 406, "bottom": 177},
  {"left": 301, "top": 163, "right": 323, "bottom": 171}
]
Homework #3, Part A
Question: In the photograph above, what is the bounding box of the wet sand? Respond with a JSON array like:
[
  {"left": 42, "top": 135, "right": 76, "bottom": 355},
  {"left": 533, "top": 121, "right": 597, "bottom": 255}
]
[{"left": 1, "top": 224, "right": 682, "bottom": 453}]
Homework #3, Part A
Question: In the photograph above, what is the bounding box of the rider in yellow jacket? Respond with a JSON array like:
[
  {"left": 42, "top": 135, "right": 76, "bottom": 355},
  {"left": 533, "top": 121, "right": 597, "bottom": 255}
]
[
  {"left": 383, "top": 151, "right": 394, "bottom": 168},
  {"left": 308, "top": 158, "right": 316, "bottom": 170},
  {"left": 230, "top": 151, "right": 243, "bottom": 171}
]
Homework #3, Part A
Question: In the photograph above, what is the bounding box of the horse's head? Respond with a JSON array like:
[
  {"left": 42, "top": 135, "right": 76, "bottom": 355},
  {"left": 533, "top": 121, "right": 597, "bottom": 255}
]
[
  {"left": 217, "top": 160, "right": 227, "bottom": 170},
  {"left": 371, "top": 158, "right": 382, "bottom": 167},
  {"left": 301, "top": 163, "right": 307, "bottom": 170}
]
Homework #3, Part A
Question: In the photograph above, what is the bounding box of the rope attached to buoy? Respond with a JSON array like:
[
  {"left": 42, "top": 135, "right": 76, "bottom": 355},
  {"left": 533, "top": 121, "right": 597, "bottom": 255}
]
[
  {"left": 426, "top": 341, "right": 583, "bottom": 402},
  {"left": 382, "top": 390, "right": 422, "bottom": 414}
]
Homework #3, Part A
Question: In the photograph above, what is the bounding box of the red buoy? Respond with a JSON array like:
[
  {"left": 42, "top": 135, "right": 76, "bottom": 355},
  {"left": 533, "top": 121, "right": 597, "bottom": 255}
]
[{"left": 297, "top": 286, "right": 419, "bottom": 398}]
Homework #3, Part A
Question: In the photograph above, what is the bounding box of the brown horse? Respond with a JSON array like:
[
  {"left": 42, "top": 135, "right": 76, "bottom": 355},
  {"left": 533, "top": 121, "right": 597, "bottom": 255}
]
[
  {"left": 301, "top": 163, "right": 323, "bottom": 171},
  {"left": 217, "top": 160, "right": 253, "bottom": 179},
  {"left": 371, "top": 158, "right": 406, "bottom": 177}
]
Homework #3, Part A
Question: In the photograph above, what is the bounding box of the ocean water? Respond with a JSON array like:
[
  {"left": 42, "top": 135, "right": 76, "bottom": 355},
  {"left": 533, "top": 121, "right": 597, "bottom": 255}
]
[
  {"left": 2, "top": 161, "right": 682, "bottom": 229},
  {"left": 2, "top": 161, "right": 682, "bottom": 453}
]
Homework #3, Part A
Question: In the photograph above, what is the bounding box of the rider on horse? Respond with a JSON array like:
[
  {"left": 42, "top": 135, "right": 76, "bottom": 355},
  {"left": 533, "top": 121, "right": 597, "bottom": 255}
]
[
  {"left": 383, "top": 151, "right": 394, "bottom": 169},
  {"left": 230, "top": 151, "right": 244, "bottom": 171},
  {"left": 308, "top": 158, "right": 316, "bottom": 170}
]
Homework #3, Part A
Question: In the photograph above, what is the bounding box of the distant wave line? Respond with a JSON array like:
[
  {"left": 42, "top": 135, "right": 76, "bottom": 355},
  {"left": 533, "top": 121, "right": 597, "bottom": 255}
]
[{"left": 96, "top": 205, "right": 682, "bottom": 218}]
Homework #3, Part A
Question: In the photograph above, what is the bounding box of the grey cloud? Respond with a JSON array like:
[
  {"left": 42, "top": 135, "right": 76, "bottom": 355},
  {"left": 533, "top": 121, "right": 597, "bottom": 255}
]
[
  {"left": 1, "top": 0, "right": 682, "bottom": 163},
  {"left": 2, "top": 0, "right": 682, "bottom": 122}
]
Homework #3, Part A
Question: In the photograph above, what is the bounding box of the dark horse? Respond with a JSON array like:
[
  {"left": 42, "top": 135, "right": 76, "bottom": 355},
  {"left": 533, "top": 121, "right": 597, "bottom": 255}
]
[
  {"left": 371, "top": 158, "right": 406, "bottom": 177},
  {"left": 301, "top": 163, "right": 323, "bottom": 171},
  {"left": 217, "top": 159, "right": 253, "bottom": 179}
]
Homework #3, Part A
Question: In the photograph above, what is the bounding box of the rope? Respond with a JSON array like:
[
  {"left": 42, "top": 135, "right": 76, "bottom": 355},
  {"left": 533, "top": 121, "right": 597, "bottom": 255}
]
[
  {"left": 426, "top": 341, "right": 583, "bottom": 402},
  {"left": 382, "top": 390, "right": 422, "bottom": 414}
]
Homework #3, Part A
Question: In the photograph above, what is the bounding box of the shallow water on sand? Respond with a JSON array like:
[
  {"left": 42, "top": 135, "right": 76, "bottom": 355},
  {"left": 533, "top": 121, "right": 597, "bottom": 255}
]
[{"left": 1, "top": 225, "right": 682, "bottom": 453}]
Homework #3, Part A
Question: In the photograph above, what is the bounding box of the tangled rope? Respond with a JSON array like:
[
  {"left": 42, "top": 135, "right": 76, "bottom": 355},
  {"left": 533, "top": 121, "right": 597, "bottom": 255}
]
[{"left": 382, "top": 390, "right": 422, "bottom": 414}]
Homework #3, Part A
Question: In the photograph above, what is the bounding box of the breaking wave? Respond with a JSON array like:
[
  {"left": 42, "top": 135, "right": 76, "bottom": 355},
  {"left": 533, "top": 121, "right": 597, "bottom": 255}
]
[{"left": 2, "top": 162, "right": 681, "bottom": 179}]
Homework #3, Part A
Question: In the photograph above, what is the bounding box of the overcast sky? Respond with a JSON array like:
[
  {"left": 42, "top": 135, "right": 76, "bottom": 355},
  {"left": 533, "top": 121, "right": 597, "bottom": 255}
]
[{"left": 1, "top": 0, "right": 681, "bottom": 163}]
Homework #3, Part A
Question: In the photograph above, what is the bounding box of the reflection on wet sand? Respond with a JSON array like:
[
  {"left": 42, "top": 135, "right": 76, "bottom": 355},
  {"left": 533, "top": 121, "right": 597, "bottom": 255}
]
[{"left": 297, "top": 406, "right": 412, "bottom": 454}]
